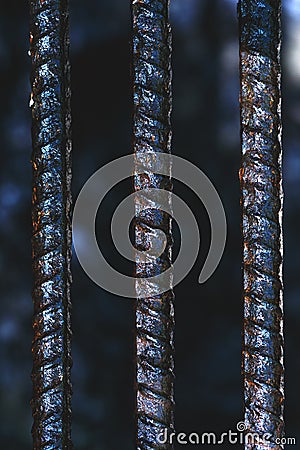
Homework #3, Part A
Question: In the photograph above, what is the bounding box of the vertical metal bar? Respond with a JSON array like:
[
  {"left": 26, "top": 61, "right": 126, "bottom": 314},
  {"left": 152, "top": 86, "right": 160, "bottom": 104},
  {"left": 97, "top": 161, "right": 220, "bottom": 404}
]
[
  {"left": 132, "top": 0, "right": 175, "bottom": 448},
  {"left": 30, "top": 0, "right": 73, "bottom": 448},
  {"left": 238, "top": 1, "right": 284, "bottom": 447}
]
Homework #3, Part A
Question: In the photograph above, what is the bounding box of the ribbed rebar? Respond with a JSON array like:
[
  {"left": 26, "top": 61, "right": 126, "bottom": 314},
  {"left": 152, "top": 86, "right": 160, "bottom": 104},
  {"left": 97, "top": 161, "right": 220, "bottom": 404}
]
[
  {"left": 239, "top": 1, "right": 284, "bottom": 448},
  {"left": 132, "top": 1, "right": 175, "bottom": 448},
  {"left": 30, "top": 0, "right": 72, "bottom": 448}
]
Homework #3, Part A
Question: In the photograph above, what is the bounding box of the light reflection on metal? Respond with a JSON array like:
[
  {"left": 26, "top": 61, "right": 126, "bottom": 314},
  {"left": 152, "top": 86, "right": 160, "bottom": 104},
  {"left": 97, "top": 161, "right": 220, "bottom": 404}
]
[
  {"left": 238, "top": 1, "right": 284, "bottom": 448},
  {"left": 30, "top": 0, "right": 73, "bottom": 448},
  {"left": 132, "top": 0, "right": 175, "bottom": 448}
]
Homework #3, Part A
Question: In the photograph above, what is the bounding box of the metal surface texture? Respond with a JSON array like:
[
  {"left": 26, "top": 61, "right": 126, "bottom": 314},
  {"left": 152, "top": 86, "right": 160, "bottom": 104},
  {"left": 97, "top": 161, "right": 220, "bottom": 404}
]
[
  {"left": 239, "top": 1, "right": 284, "bottom": 448},
  {"left": 132, "top": 0, "right": 175, "bottom": 448},
  {"left": 30, "top": 0, "right": 73, "bottom": 448}
]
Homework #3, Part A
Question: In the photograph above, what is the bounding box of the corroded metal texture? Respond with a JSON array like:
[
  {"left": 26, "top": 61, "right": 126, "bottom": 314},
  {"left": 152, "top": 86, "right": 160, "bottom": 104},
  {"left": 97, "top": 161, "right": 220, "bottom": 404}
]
[
  {"left": 132, "top": 0, "right": 175, "bottom": 448},
  {"left": 30, "top": 0, "right": 73, "bottom": 448},
  {"left": 239, "top": 1, "right": 284, "bottom": 448}
]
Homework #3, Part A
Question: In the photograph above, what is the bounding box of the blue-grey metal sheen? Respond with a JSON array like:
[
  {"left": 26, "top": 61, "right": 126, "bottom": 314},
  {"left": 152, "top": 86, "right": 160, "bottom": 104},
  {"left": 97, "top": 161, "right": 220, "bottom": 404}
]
[
  {"left": 239, "top": 1, "right": 284, "bottom": 448},
  {"left": 30, "top": 0, "right": 72, "bottom": 448},
  {"left": 132, "top": 0, "right": 175, "bottom": 448}
]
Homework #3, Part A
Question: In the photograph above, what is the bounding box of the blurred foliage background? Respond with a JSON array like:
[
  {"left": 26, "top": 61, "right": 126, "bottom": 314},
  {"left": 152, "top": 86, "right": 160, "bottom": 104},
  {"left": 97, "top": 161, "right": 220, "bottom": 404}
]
[{"left": 0, "top": 0, "right": 300, "bottom": 448}]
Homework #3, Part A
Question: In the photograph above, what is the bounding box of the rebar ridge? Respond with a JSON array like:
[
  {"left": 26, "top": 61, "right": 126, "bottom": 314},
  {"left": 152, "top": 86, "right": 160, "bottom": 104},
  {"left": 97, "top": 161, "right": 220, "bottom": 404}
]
[
  {"left": 132, "top": 1, "right": 175, "bottom": 448},
  {"left": 30, "top": 0, "right": 72, "bottom": 448},
  {"left": 239, "top": 1, "right": 284, "bottom": 448}
]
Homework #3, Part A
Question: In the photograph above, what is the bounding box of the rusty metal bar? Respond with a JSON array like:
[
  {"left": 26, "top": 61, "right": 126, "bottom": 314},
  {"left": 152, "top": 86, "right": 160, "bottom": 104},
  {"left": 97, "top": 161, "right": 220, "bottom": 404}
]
[
  {"left": 238, "top": 1, "right": 284, "bottom": 447},
  {"left": 30, "top": 0, "right": 73, "bottom": 448},
  {"left": 132, "top": 0, "right": 175, "bottom": 448}
]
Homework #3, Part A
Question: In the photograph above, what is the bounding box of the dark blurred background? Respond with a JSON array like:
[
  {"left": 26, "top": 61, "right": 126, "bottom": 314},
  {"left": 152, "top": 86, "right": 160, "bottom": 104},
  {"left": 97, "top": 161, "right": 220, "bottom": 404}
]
[{"left": 0, "top": 0, "right": 300, "bottom": 448}]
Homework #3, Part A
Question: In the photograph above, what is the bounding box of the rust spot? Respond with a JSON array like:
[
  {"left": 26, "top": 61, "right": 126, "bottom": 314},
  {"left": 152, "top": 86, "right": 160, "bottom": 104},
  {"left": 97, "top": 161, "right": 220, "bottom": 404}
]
[{"left": 239, "top": 167, "right": 244, "bottom": 181}]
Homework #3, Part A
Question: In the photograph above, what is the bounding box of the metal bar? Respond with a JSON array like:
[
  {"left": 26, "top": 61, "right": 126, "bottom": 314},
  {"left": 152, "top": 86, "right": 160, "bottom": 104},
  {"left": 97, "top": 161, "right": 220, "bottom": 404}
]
[
  {"left": 30, "top": 0, "right": 73, "bottom": 448},
  {"left": 238, "top": 1, "right": 284, "bottom": 448},
  {"left": 132, "top": 0, "right": 175, "bottom": 448}
]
